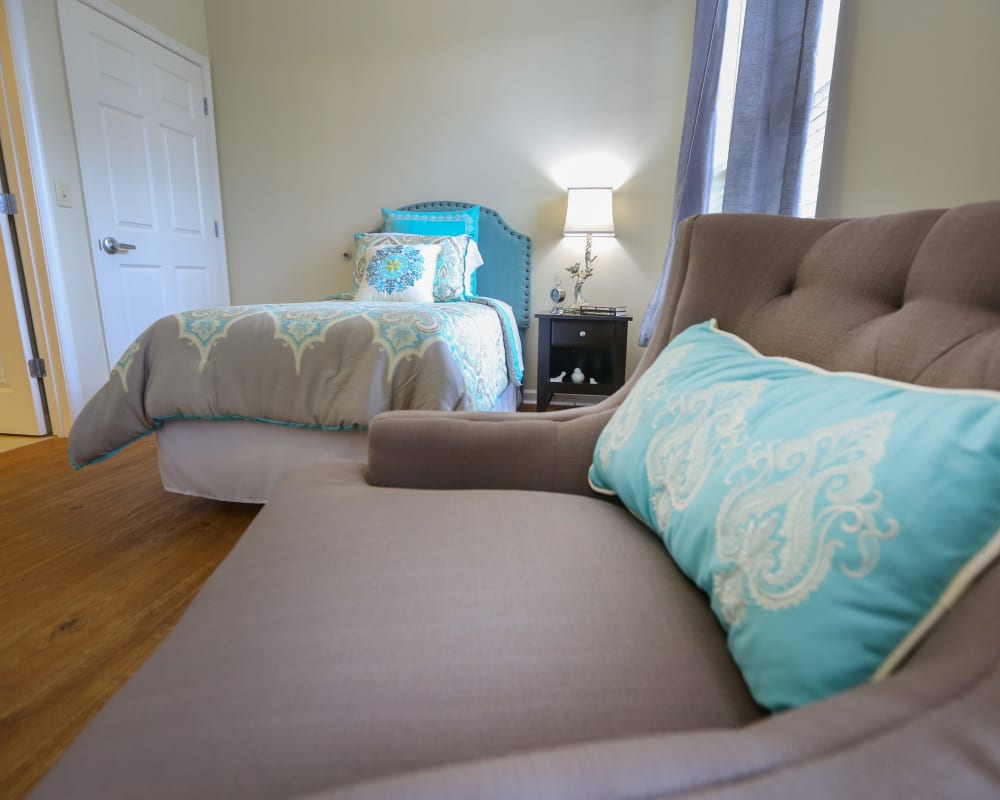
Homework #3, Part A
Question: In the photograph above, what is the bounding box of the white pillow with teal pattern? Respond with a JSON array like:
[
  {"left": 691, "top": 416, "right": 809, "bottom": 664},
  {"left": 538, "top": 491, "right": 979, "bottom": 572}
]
[
  {"left": 352, "top": 233, "right": 480, "bottom": 302},
  {"left": 354, "top": 242, "right": 440, "bottom": 303},
  {"left": 589, "top": 320, "right": 1000, "bottom": 711}
]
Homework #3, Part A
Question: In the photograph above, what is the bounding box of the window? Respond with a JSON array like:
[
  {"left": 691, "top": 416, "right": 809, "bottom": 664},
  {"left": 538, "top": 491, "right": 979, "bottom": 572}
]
[
  {"left": 707, "top": 0, "right": 747, "bottom": 214},
  {"left": 797, "top": 0, "right": 841, "bottom": 217},
  {"left": 708, "top": 0, "right": 841, "bottom": 217}
]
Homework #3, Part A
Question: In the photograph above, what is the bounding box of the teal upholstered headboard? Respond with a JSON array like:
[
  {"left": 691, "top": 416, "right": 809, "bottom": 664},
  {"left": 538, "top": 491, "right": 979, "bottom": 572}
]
[{"left": 387, "top": 202, "right": 532, "bottom": 330}]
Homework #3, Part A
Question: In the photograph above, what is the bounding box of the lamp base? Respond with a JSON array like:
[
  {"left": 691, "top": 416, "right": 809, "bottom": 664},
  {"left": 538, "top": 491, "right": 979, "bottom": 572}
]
[{"left": 566, "top": 233, "right": 595, "bottom": 314}]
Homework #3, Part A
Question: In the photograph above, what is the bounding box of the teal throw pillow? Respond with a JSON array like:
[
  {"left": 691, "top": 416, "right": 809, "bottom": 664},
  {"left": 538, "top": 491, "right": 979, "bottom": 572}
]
[
  {"left": 590, "top": 320, "right": 1000, "bottom": 711},
  {"left": 383, "top": 206, "right": 480, "bottom": 242}
]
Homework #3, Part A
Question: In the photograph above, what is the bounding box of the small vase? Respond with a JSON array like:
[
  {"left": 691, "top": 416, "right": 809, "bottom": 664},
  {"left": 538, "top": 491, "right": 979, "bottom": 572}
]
[{"left": 571, "top": 368, "right": 585, "bottom": 384}]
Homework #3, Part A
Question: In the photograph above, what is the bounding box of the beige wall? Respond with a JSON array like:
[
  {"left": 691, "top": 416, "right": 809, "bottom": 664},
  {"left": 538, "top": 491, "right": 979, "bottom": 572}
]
[
  {"left": 204, "top": 0, "right": 696, "bottom": 390},
  {"left": 819, "top": 0, "right": 1000, "bottom": 218},
  {"left": 9, "top": 0, "right": 209, "bottom": 412},
  {"left": 110, "top": 0, "right": 208, "bottom": 56},
  {"left": 18, "top": 0, "right": 1000, "bottom": 410}
]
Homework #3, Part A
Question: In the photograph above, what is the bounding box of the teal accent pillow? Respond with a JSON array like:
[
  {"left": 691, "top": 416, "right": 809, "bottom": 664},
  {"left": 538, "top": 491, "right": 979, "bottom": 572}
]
[
  {"left": 589, "top": 320, "right": 1000, "bottom": 711},
  {"left": 383, "top": 206, "right": 480, "bottom": 242}
]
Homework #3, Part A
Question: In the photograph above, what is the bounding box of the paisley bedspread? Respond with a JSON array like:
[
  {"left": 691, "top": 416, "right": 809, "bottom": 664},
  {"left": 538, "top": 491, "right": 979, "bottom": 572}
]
[{"left": 68, "top": 297, "right": 523, "bottom": 468}]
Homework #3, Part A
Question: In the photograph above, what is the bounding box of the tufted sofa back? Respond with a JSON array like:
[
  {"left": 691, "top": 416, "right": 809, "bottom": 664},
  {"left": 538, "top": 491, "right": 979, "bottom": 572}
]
[{"left": 642, "top": 200, "right": 1000, "bottom": 391}]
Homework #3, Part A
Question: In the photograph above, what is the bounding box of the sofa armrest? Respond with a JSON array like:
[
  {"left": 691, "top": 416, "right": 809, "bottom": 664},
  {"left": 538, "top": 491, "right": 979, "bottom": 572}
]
[{"left": 367, "top": 405, "right": 615, "bottom": 495}]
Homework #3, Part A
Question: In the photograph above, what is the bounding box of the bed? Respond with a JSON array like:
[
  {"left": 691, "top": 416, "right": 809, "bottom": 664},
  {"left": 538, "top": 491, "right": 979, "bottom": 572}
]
[{"left": 68, "top": 202, "right": 532, "bottom": 502}]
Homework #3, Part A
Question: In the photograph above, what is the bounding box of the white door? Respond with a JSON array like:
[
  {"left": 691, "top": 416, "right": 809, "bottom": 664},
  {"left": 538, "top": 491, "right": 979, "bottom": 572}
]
[
  {"left": 0, "top": 200, "right": 47, "bottom": 435},
  {"left": 58, "top": 0, "right": 228, "bottom": 364}
]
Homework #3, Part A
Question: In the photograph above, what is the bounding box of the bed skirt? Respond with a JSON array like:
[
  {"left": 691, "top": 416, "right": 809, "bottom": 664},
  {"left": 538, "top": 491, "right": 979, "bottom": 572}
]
[{"left": 157, "top": 381, "right": 521, "bottom": 503}]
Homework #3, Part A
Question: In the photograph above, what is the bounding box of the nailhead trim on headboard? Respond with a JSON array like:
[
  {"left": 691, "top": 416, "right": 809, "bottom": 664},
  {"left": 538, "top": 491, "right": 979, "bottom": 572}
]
[{"left": 394, "top": 201, "right": 532, "bottom": 330}]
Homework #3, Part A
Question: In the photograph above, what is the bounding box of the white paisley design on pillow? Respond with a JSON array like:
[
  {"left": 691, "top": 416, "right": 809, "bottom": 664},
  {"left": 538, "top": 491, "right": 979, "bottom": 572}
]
[
  {"left": 713, "top": 411, "right": 900, "bottom": 627},
  {"left": 597, "top": 343, "right": 694, "bottom": 470},
  {"left": 646, "top": 379, "right": 768, "bottom": 531}
]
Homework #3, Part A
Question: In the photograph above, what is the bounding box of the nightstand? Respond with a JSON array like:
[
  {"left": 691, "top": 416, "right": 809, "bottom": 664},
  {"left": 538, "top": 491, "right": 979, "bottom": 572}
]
[{"left": 535, "top": 313, "right": 632, "bottom": 412}]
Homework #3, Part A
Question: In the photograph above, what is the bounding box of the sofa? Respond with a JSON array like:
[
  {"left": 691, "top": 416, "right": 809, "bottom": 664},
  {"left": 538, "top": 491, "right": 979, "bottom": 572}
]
[{"left": 34, "top": 202, "right": 1000, "bottom": 798}]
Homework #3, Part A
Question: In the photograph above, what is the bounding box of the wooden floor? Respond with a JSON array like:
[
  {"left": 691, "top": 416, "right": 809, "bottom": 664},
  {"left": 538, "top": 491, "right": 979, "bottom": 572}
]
[{"left": 0, "top": 437, "right": 259, "bottom": 798}]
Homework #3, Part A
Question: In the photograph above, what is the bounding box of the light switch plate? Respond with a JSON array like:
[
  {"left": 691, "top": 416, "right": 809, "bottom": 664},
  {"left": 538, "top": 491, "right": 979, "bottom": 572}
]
[{"left": 54, "top": 179, "right": 72, "bottom": 208}]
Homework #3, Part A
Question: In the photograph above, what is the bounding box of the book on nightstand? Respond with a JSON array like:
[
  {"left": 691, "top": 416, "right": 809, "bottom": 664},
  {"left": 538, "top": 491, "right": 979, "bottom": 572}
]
[{"left": 577, "top": 304, "right": 628, "bottom": 317}]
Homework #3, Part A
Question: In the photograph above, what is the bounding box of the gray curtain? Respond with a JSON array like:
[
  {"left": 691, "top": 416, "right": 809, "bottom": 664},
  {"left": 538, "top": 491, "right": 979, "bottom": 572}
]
[
  {"left": 723, "top": 0, "right": 824, "bottom": 214},
  {"left": 639, "top": 0, "right": 728, "bottom": 346},
  {"left": 640, "top": 0, "right": 824, "bottom": 346}
]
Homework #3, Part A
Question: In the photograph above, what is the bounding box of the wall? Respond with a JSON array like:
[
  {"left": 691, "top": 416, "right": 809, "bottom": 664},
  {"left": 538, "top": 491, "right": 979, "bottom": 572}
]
[
  {"left": 819, "top": 0, "right": 1000, "bottom": 218},
  {"left": 8, "top": 0, "right": 209, "bottom": 413},
  {"left": 107, "top": 0, "right": 208, "bottom": 56},
  {"left": 204, "top": 0, "right": 696, "bottom": 391},
  {"left": 21, "top": 0, "right": 998, "bottom": 411}
]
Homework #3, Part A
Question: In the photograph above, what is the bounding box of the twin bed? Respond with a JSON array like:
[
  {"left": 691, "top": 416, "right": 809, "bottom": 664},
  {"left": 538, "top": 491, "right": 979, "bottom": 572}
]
[{"left": 68, "top": 202, "right": 531, "bottom": 502}]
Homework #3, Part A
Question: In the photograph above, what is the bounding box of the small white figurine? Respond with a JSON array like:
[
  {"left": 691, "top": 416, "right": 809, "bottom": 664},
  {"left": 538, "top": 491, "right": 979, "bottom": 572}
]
[
  {"left": 589, "top": 377, "right": 598, "bottom": 385},
  {"left": 571, "top": 367, "right": 585, "bottom": 384},
  {"left": 550, "top": 370, "right": 566, "bottom": 383}
]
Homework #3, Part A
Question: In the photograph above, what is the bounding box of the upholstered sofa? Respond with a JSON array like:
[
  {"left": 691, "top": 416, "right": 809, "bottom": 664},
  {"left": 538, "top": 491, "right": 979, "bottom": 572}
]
[{"left": 34, "top": 202, "right": 1000, "bottom": 798}]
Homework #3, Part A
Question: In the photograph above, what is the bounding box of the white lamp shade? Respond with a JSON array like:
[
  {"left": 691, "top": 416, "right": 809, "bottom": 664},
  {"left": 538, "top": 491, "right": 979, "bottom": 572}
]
[{"left": 563, "top": 187, "right": 615, "bottom": 237}]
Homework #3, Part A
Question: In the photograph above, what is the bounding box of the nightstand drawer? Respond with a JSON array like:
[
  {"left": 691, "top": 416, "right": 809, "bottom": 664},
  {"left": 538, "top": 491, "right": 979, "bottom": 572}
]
[{"left": 550, "top": 319, "right": 616, "bottom": 348}]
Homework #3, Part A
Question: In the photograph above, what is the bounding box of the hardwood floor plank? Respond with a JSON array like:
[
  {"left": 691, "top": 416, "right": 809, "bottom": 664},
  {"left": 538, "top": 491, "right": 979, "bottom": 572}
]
[{"left": 0, "top": 436, "right": 258, "bottom": 798}]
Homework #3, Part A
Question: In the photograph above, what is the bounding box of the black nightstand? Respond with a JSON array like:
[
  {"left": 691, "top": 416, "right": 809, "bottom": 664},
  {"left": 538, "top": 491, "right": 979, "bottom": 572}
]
[{"left": 535, "top": 313, "right": 632, "bottom": 412}]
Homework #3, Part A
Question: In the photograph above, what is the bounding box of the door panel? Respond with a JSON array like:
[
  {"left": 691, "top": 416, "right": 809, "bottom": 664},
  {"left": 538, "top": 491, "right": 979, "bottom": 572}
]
[
  {"left": 100, "top": 105, "right": 155, "bottom": 227},
  {"left": 162, "top": 127, "right": 203, "bottom": 234},
  {"left": 120, "top": 263, "right": 167, "bottom": 336},
  {"left": 93, "top": 33, "right": 139, "bottom": 89},
  {"left": 176, "top": 265, "right": 210, "bottom": 309},
  {"left": 60, "top": 0, "right": 227, "bottom": 364},
  {"left": 154, "top": 65, "right": 192, "bottom": 112}
]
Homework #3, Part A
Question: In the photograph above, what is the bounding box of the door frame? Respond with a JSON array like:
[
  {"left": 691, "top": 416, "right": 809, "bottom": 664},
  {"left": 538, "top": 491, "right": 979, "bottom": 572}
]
[
  {"left": 0, "top": 0, "right": 68, "bottom": 434},
  {"left": 3, "top": 0, "right": 228, "bottom": 431}
]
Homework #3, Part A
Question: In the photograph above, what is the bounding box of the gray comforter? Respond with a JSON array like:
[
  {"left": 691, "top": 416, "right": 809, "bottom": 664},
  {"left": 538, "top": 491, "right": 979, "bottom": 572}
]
[{"left": 69, "top": 298, "right": 522, "bottom": 467}]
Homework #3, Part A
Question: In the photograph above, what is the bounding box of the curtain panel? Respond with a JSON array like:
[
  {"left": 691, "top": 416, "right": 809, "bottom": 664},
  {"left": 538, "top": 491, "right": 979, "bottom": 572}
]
[
  {"left": 640, "top": 0, "right": 825, "bottom": 346},
  {"left": 639, "top": 0, "right": 729, "bottom": 346},
  {"left": 723, "top": 0, "right": 824, "bottom": 215}
]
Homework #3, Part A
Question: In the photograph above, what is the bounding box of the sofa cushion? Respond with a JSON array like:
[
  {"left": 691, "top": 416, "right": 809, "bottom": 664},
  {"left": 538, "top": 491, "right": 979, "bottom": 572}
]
[
  {"left": 590, "top": 320, "right": 1000, "bottom": 712},
  {"left": 32, "top": 463, "right": 761, "bottom": 800},
  {"left": 319, "top": 568, "right": 1000, "bottom": 800}
]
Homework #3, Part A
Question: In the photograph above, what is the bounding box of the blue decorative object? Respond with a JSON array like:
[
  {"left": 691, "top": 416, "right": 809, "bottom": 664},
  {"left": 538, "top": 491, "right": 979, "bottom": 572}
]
[
  {"left": 351, "top": 233, "right": 480, "bottom": 302},
  {"left": 590, "top": 320, "right": 1000, "bottom": 711},
  {"left": 383, "top": 205, "right": 480, "bottom": 241},
  {"left": 354, "top": 242, "right": 439, "bottom": 303},
  {"left": 366, "top": 245, "right": 424, "bottom": 294},
  {"left": 375, "top": 203, "right": 531, "bottom": 334}
]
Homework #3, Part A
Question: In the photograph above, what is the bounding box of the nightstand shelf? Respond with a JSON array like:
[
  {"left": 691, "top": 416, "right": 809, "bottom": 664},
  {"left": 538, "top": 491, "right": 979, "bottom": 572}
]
[{"left": 535, "top": 313, "right": 632, "bottom": 412}]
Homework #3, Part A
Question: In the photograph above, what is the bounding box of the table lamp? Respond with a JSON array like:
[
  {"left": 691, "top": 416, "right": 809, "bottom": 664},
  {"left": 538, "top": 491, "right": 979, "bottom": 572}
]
[{"left": 563, "top": 187, "right": 615, "bottom": 308}]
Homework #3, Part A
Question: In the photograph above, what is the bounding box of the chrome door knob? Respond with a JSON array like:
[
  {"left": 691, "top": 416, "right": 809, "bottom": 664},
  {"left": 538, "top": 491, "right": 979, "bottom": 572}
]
[{"left": 101, "top": 236, "right": 136, "bottom": 254}]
